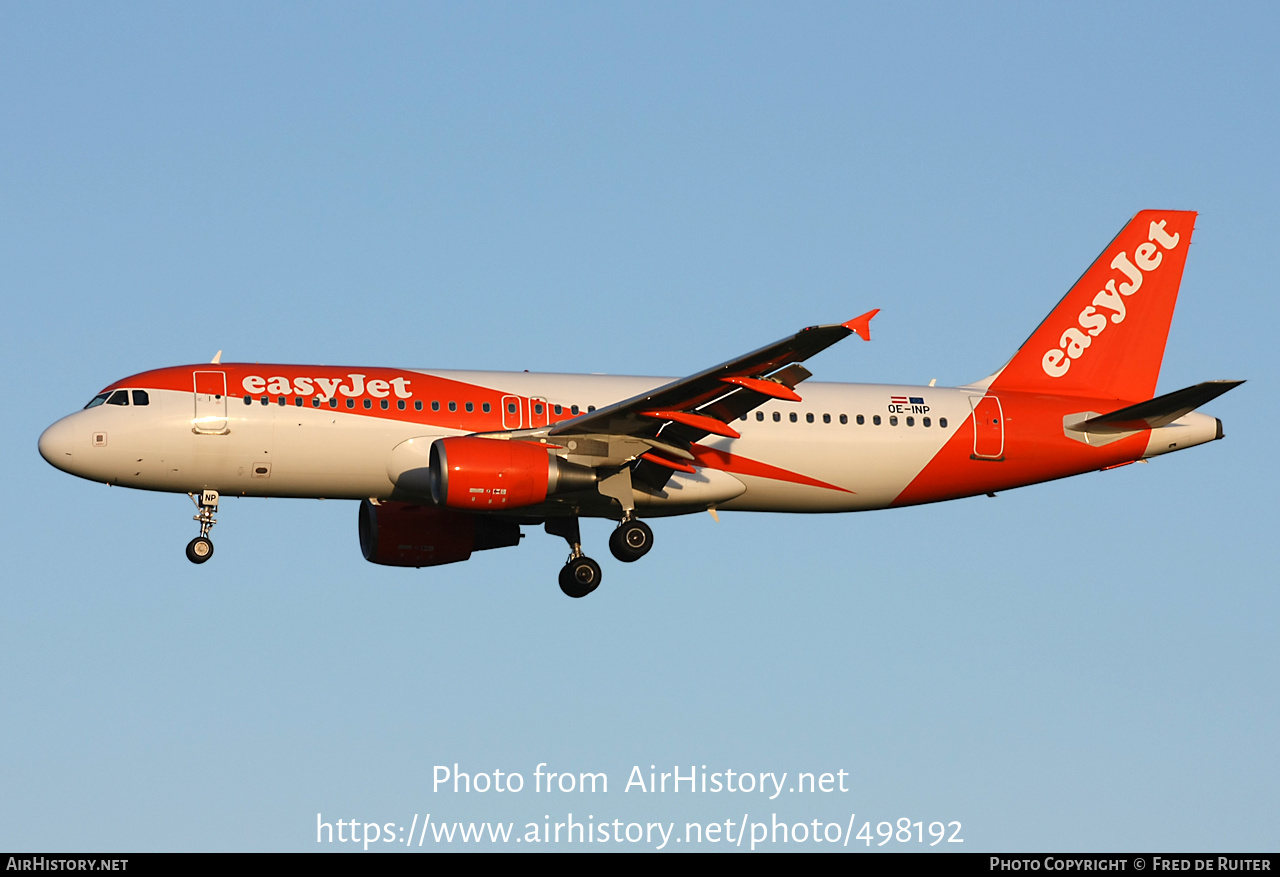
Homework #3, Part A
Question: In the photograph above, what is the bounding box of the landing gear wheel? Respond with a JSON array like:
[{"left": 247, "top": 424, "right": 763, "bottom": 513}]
[
  {"left": 559, "top": 556, "right": 602, "bottom": 598},
  {"left": 609, "top": 520, "right": 653, "bottom": 563},
  {"left": 186, "top": 536, "right": 214, "bottom": 564}
]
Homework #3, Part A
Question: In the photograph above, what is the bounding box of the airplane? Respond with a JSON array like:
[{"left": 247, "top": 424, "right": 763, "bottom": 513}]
[{"left": 38, "top": 210, "right": 1241, "bottom": 597}]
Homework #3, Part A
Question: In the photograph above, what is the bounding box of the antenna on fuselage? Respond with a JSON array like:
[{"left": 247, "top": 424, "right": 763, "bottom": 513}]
[{"left": 210, "top": 350, "right": 222, "bottom": 364}]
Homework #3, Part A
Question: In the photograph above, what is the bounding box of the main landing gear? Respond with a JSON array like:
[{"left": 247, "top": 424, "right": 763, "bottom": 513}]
[
  {"left": 608, "top": 515, "right": 653, "bottom": 563},
  {"left": 546, "top": 514, "right": 655, "bottom": 598},
  {"left": 546, "top": 517, "right": 598, "bottom": 598},
  {"left": 186, "top": 490, "right": 219, "bottom": 564},
  {"left": 559, "top": 556, "right": 602, "bottom": 599}
]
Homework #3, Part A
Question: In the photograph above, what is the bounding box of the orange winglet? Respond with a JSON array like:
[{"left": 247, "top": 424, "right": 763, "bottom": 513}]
[
  {"left": 842, "top": 308, "right": 880, "bottom": 341},
  {"left": 720, "top": 375, "right": 803, "bottom": 402},
  {"left": 639, "top": 451, "right": 697, "bottom": 473},
  {"left": 641, "top": 410, "right": 742, "bottom": 439}
]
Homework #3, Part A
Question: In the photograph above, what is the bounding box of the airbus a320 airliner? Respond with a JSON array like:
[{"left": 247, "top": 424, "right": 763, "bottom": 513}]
[{"left": 40, "top": 211, "right": 1240, "bottom": 597}]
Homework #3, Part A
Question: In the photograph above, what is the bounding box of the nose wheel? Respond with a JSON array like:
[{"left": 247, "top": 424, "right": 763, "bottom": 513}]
[
  {"left": 186, "top": 536, "right": 214, "bottom": 564},
  {"left": 187, "top": 490, "right": 219, "bottom": 565}
]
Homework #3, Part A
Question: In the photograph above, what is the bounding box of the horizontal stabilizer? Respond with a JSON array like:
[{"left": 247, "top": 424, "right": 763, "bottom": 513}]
[{"left": 1079, "top": 380, "right": 1244, "bottom": 433}]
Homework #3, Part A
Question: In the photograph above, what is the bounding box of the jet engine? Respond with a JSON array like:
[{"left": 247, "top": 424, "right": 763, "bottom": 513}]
[
  {"left": 428, "top": 436, "right": 596, "bottom": 510},
  {"left": 358, "top": 500, "right": 521, "bottom": 567}
]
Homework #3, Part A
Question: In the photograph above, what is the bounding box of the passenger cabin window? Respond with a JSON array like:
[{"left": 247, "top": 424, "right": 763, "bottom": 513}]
[
  {"left": 840, "top": 414, "right": 849, "bottom": 425},
  {"left": 448, "top": 401, "right": 457, "bottom": 412},
  {"left": 823, "top": 413, "right": 830, "bottom": 424},
  {"left": 381, "top": 400, "right": 389, "bottom": 410},
  {"left": 84, "top": 393, "right": 110, "bottom": 409},
  {"left": 873, "top": 415, "right": 881, "bottom": 425},
  {"left": 346, "top": 399, "right": 354, "bottom": 409},
  {"left": 923, "top": 417, "right": 931, "bottom": 427},
  {"left": 482, "top": 402, "right": 490, "bottom": 413},
  {"left": 465, "top": 402, "right": 474, "bottom": 412},
  {"left": 506, "top": 402, "right": 516, "bottom": 414},
  {"left": 806, "top": 413, "right": 815, "bottom": 423},
  {"left": 889, "top": 415, "right": 898, "bottom": 426},
  {"left": 107, "top": 390, "right": 129, "bottom": 406},
  {"left": 433, "top": 401, "right": 441, "bottom": 411},
  {"left": 131, "top": 390, "right": 149, "bottom": 406},
  {"left": 940, "top": 417, "right": 948, "bottom": 428},
  {"left": 756, "top": 412, "right": 764, "bottom": 421},
  {"left": 772, "top": 412, "right": 781, "bottom": 422},
  {"left": 398, "top": 400, "right": 406, "bottom": 410},
  {"left": 571, "top": 405, "right": 580, "bottom": 415},
  {"left": 906, "top": 416, "right": 914, "bottom": 426},
  {"left": 856, "top": 414, "right": 864, "bottom": 425},
  {"left": 414, "top": 401, "right": 422, "bottom": 411},
  {"left": 363, "top": 399, "right": 372, "bottom": 409}
]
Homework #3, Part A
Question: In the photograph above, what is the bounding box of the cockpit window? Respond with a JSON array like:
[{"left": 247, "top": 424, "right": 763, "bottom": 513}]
[
  {"left": 106, "top": 390, "right": 130, "bottom": 406},
  {"left": 84, "top": 393, "right": 110, "bottom": 409},
  {"left": 131, "top": 390, "right": 149, "bottom": 406}
]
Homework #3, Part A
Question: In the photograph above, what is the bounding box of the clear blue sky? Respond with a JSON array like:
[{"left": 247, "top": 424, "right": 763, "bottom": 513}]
[{"left": 2, "top": 2, "right": 1275, "bottom": 851}]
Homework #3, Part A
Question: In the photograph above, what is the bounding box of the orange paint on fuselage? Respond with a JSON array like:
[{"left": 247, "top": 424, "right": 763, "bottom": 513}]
[{"left": 891, "top": 390, "right": 1150, "bottom": 506}]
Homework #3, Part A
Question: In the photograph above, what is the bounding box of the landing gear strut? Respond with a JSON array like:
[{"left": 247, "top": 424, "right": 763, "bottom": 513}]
[
  {"left": 546, "top": 516, "right": 600, "bottom": 598},
  {"left": 609, "top": 515, "right": 653, "bottom": 563},
  {"left": 186, "top": 490, "right": 219, "bottom": 564}
]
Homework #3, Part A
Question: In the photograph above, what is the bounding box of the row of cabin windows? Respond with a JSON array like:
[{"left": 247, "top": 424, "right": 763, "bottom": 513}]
[
  {"left": 242, "top": 395, "right": 592, "bottom": 416},
  {"left": 741, "top": 410, "right": 948, "bottom": 428},
  {"left": 84, "top": 389, "right": 149, "bottom": 408},
  {"left": 245, "top": 395, "right": 435, "bottom": 411},
  {"left": 79, "top": 389, "right": 935, "bottom": 430}
]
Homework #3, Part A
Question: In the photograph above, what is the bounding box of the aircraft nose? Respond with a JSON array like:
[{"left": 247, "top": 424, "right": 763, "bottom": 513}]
[{"left": 38, "top": 416, "right": 80, "bottom": 473}]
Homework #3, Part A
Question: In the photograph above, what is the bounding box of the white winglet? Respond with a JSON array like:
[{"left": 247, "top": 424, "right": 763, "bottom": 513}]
[{"left": 210, "top": 350, "right": 222, "bottom": 364}]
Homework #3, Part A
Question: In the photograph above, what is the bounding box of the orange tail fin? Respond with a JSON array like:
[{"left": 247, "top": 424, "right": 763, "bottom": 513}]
[{"left": 990, "top": 210, "right": 1196, "bottom": 402}]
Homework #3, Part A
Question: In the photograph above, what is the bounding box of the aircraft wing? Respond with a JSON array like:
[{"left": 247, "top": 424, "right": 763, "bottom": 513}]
[{"left": 546, "top": 311, "right": 879, "bottom": 461}]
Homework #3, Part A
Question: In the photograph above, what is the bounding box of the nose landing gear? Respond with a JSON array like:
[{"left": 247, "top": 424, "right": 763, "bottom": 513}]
[
  {"left": 186, "top": 490, "right": 219, "bottom": 564},
  {"left": 186, "top": 536, "right": 214, "bottom": 563}
]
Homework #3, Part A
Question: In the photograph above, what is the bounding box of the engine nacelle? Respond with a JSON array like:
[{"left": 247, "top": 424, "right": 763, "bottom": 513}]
[
  {"left": 429, "top": 437, "right": 596, "bottom": 510},
  {"left": 358, "top": 499, "right": 520, "bottom": 567}
]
